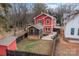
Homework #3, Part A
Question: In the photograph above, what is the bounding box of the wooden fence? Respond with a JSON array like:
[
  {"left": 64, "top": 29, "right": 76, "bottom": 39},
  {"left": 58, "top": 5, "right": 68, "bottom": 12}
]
[
  {"left": 6, "top": 50, "right": 48, "bottom": 56},
  {"left": 6, "top": 33, "right": 48, "bottom": 56},
  {"left": 52, "top": 34, "right": 59, "bottom": 56},
  {"left": 16, "top": 33, "right": 28, "bottom": 43}
]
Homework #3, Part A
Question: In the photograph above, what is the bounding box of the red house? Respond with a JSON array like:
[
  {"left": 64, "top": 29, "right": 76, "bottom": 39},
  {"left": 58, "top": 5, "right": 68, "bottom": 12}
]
[
  {"left": 0, "top": 35, "right": 17, "bottom": 56},
  {"left": 34, "top": 13, "right": 56, "bottom": 35}
]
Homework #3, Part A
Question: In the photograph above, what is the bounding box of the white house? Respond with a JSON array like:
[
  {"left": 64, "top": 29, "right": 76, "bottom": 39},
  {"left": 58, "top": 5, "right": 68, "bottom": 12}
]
[{"left": 63, "top": 10, "right": 79, "bottom": 39}]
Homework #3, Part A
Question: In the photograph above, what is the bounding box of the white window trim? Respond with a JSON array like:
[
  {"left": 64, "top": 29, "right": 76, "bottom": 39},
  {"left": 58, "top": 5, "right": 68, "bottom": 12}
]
[{"left": 46, "top": 19, "right": 49, "bottom": 24}]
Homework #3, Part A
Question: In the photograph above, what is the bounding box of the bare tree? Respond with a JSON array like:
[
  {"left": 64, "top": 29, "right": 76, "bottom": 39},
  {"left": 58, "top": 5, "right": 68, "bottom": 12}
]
[
  {"left": 0, "top": 3, "right": 12, "bottom": 32},
  {"left": 32, "top": 3, "right": 48, "bottom": 17},
  {"left": 55, "top": 3, "right": 79, "bottom": 25},
  {"left": 10, "top": 3, "right": 28, "bottom": 35}
]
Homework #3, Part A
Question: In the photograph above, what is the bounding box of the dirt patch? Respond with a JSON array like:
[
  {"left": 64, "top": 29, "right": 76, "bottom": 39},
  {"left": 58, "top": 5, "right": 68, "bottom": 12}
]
[{"left": 54, "top": 27, "right": 79, "bottom": 56}]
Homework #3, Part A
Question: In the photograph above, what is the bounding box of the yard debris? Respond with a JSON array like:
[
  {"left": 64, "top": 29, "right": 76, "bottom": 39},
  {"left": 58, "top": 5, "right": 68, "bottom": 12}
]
[{"left": 42, "top": 32, "right": 57, "bottom": 40}]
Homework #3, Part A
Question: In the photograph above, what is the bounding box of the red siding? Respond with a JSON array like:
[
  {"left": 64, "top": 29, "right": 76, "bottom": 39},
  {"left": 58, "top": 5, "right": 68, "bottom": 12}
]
[
  {"left": 7, "top": 40, "right": 16, "bottom": 50},
  {"left": 0, "top": 40, "right": 16, "bottom": 56},
  {"left": 35, "top": 14, "right": 46, "bottom": 19},
  {"left": 44, "top": 17, "right": 51, "bottom": 25},
  {"left": 0, "top": 45, "right": 6, "bottom": 56},
  {"left": 35, "top": 14, "right": 46, "bottom": 24},
  {"left": 43, "top": 26, "right": 51, "bottom": 33},
  {"left": 35, "top": 19, "right": 43, "bottom": 24},
  {"left": 34, "top": 13, "right": 56, "bottom": 34}
]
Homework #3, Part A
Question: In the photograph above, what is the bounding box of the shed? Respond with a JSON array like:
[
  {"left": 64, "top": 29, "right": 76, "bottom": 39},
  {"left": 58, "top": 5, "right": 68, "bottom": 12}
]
[
  {"left": 26, "top": 24, "right": 43, "bottom": 40},
  {"left": 0, "top": 35, "right": 17, "bottom": 56}
]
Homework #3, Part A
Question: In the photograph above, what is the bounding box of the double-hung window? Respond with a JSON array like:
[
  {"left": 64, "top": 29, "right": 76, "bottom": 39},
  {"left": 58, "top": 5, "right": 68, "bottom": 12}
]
[
  {"left": 71, "top": 28, "right": 75, "bottom": 35},
  {"left": 77, "top": 28, "right": 79, "bottom": 35},
  {"left": 46, "top": 27, "right": 50, "bottom": 32},
  {"left": 39, "top": 20, "right": 42, "bottom": 25},
  {"left": 46, "top": 19, "right": 49, "bottom": 24}
]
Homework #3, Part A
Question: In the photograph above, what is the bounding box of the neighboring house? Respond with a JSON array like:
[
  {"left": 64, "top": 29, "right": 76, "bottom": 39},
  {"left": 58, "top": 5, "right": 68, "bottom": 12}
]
[
  {"left": 0, "top": 35, "right": 17, "bottom": 56},
  {"left": 26, "top": 24, "right": 43, "bottom": 40},
  {"left": 33, "top": 12, "right": 56, "bottom": 35},
  {"left": 63, "top": 10, "right": 79, "bottom": 39}
]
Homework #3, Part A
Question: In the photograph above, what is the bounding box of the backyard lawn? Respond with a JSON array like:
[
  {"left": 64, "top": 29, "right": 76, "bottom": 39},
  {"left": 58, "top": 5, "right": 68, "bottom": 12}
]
[
  {"left": 0, "top": 31, "right": 5, "bottom": 35},
  {"left": 17, "top": 39, "right": 53, "bottom": 55}
]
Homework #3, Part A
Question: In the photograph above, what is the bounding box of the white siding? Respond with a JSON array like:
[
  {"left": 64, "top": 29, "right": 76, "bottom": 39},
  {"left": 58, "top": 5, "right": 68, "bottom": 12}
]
[{"left": 65, "top": 14, "right": 79, "bottom": 39}]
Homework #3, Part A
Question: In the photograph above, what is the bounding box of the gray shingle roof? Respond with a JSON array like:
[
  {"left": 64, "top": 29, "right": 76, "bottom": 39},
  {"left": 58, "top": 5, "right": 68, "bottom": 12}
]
[
  {"left": 63, "top": 10, "right": 79, "bottom": 25},
  {"left": 0, "top": 35, "right": 17, "bottom": 46},
  {"left": 26, "top": 24, "right": 43, "bottom": 31},
  {"left": 33, "top": 24, "right": 43, "bottom": 30},
  {"left": 63, "top": 10, "right": 79, "bottom": 20}
]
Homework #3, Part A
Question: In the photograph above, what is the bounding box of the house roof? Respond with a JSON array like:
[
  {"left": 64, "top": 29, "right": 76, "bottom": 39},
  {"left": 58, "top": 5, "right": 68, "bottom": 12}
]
[
  {"left": 26, "top": 24, "right": 43, "bottom": 30},
  {"left": 33, "top": 12, "right": 56, "bottom": 20},
  {"left": 63, "top": 10, "right": 79, "bottom": 20},
  {"left": 63, "top": 10, "right": 79, "bottom": 25},
  {"left": 0, "top": 35, "right": 17, "bottom": 46},
  {"left": 33, "top": 24, "right": 43, "bottom": 30}
]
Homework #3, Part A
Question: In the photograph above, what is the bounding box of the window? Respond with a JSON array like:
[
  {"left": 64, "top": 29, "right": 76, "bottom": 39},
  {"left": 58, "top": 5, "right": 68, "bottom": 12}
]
[
  {"left": 46, "top": 27, "right": 50, "bottom": 32},
  {"left": 71, "top": 28, "right": 75, "bottom": 35},
  {"left": 39, "top": 20, "right": 42, "bottom": 24},
  {"left": 46, "top": 28, "right": 47, "bottom": 31},
  {"left": 78, "top": 28, "right": 79, "bottom": 35},
  {"left": 48, "top": 28, "right": 50, "bottom": 31},
  {"left": 46, "top": 19, "right": 49, "bottom": 24}
]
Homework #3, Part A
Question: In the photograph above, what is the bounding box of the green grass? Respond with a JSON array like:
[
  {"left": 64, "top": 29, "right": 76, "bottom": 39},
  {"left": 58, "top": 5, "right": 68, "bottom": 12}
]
[
  {"left": 23, "top": 41, "right": 39, "bottom": 51},
  {"left": 17, "top": 39, "right": 52, "bottom": 55},
  {"left": 24, "top": 41, "right": 40, "bottom": 51},
  {"left": 0, "top": 31, "right": 5, "bottom": 35},
  {"left": 17, "top": 40, "right": 40, "bottom": 51}
]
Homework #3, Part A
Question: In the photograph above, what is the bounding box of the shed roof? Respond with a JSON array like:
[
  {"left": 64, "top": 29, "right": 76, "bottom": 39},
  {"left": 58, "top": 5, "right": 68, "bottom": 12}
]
[
  {"left": 33, "top": 24, "right": 43, "bottom": 30},
  {"left": 0, "top": 35, "right": 17, "bottom": 46}
]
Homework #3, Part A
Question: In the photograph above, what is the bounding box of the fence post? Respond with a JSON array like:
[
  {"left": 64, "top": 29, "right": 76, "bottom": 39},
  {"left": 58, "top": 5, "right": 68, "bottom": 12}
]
[{"left": 51, "top": 34, "right": 58, "bottom": 56}]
